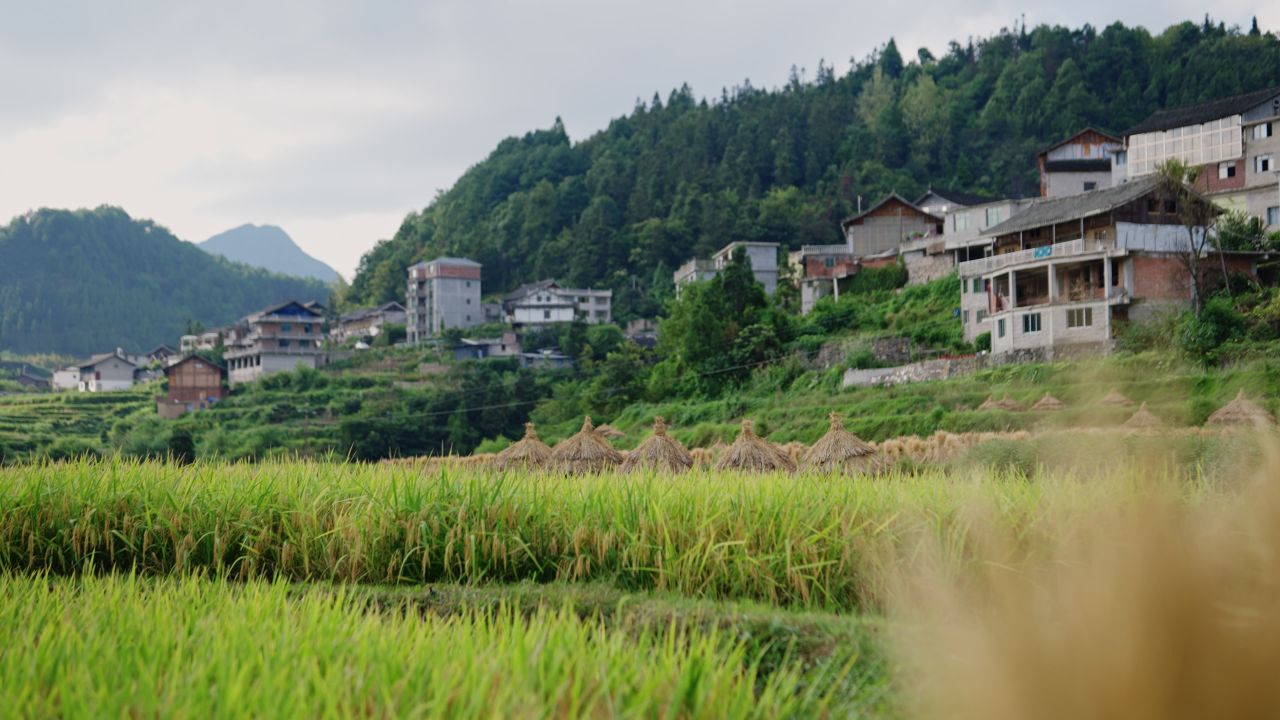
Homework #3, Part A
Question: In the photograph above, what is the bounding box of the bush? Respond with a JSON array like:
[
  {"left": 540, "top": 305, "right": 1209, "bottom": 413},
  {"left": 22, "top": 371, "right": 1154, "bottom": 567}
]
[
  {"left": 1179, "top": 297, "right": 1245, "bottom": 367},
  {"left": 974, "top": 332, "right": 991, "bottom": 353},
  {"left": 846, "top": 262, "right": 908, "bottom": 294}
]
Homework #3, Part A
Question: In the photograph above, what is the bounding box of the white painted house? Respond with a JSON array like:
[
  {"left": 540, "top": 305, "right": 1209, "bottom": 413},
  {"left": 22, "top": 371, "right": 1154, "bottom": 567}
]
[{"left": 75, "top": 350, "right": 137, "bottom": 392}]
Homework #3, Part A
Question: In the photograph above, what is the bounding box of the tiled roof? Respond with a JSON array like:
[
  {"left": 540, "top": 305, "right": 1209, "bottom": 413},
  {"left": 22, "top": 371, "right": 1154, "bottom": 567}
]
[
  {"left": 1126, "top": 86, "right": 1280, "bottom": 135},
  {"left": 983, "top": 176, "right": 1161, "bottom": 237}
]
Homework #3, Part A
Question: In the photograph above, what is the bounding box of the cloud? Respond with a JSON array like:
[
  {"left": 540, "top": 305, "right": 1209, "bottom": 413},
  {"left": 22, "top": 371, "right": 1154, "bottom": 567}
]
[{"left": 1, "top": 0, "right": 1275, "bottom": 277}]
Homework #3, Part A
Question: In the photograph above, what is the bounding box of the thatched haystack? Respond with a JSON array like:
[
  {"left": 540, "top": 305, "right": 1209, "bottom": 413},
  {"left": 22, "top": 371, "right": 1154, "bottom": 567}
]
[
  {"left": 550, "top": 416, "right": 624, "bottom": 474},
  {"left": 714, "top": 420, "right": 795, "bottom": 474},
  {"left": 1122, "top": 402, "right": 1164, "bottom": 430},
  {"left": 594, "top": 423, "right": 625, "bottom": 439},
  {"left": 800, "top": 413, "right": 876, "bottom": 473},
  {"left": 780, "top": 441, "right": 808, "bottom": 465},
  {"left": 1100, "top": 388, "right": 1135, "bottom": 406},
  {"left": 993, "top": 394, "right": 1026, "bottom": 412},
  {"left": 494, "top": 422, "right": 553, "bottom": 471},
  {"left": 619, "top": 417, "right": 692, "bottom": 474},
  {"left": 1206, "top": 390, "right": 1275, "bottom": 427},
  {"left": 1032, "top": 393, "right": 1066, "bottom": 411}
]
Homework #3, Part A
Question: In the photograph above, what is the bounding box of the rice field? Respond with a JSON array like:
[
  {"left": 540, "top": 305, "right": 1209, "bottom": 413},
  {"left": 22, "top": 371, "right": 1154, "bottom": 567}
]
[{"left": 2, "top": 439, "right": 1278, "bottom": 718}]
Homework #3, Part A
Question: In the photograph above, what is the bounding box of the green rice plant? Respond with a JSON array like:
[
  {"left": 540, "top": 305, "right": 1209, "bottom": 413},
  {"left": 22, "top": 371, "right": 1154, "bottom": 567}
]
[
  {"left": 0, "top": 457, "right": 1164, "bottom": 610},
  {"left": 0, "top": 573, "right": 853, "bottom": 718}
]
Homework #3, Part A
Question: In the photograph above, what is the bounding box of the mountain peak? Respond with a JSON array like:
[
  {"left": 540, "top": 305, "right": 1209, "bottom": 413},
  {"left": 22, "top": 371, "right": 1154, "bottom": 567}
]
[{"left": 200, "top": 225, "right": 340, "bottom": 283}]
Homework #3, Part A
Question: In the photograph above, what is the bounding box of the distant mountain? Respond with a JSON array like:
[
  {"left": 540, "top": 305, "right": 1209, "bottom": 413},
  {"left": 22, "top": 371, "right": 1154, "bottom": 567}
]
[
  {"left": 200, "top": 224, "right": 340, "bottom": 283},
  {"left": 0, "top": 207, "right": 330, "bottom": 356}
]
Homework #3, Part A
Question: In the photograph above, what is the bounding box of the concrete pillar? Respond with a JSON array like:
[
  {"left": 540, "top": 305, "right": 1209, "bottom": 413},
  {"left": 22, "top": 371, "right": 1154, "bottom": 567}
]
[
  {"left": 1048, "top": 262, "right": 1058, "bottom": 303},
  {"left": 1103, "top": 256, "right": 1112, "bottom": 300},
  {"left": 1008, "top": 270, "right": 1017, "bottom": 309}
]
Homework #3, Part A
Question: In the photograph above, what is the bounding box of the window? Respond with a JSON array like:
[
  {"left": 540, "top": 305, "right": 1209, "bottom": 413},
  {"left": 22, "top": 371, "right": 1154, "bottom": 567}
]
[
  {"left": 596, "top": 297, "right": 608, "bottom": 304},
  {"left": 1256, "top": 155, "right": 1274, "bottom": 173},
  {"left": 985, "top": 207, "right": 1003, "bottom": 226},
  {"left": 281, "top": 323, "right": 292, "bottom": 332},
  {"left": 1115, "top": 150, "right": 1127, "bottom": 166},
  {"left": 1163, "top": 200, "right": 1177, "bottom": 214},
  {"left": 976, "top": 309, "right": 988, "bottom": 323},
  {"left": 465, "top": 298, "right": 471, "bottom": 304},
  {"left": 465, "top": 315, "right": 471, "bottom": 322},
  {"left": 1067, "top": 307, "right": 1094, "bottom": 328},
  {"left": 579, "top": 296, "right": 588, "bottom": 303},
  {"left": 1083, "top": 181, "right": 1097, "bottom": 191},
  {"left": 543, "top": 310, "right": 551, "bottom": 320},
  {"left": 963, "top": 310, "right": 970, "bottom": 324},
  {"left": 824, "top": 257, "right": 835, "bottom": 268},
  {"left": 1219, "top": 162, "right": 1237, "bottom": 179},
  {"left": 1146, "top": 199, "right": 1160, "bottom": 213},
  {"left": 1253, "top": 122, "right": 1273, "bottom": 140},
  {"left": 997, "top": 318, "right": 1006, "bottom": 338},
  {"left": 465, "top": 281, "right": 471, "bottom": 287},
  {"left": 1269, "top": 207, "right": 1280, "bottom": 227},
  {"left": 953, "top": 212, "right": 970, "bottom": 231},
  {"left": 1022, "top": 313, "right": 1042, "bottom": 333},
  {"left": 279, "top": 340, "right": 290, "bottom": 348},
  {"left": 972, "top": 278, "right": 982, "bottom": 293},
  {"left": 303, "top": 324, "right": 312, "bottom": 333}
]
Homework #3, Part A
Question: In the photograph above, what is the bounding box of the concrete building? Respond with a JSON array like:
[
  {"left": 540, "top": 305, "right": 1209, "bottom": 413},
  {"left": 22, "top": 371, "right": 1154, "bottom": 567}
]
[
  {"left": 452, "top": 331, "right": 522, "bottom": 361},
  {"left": 1037, "top": 128, "right": 1123, "bottom": 198},
  {"left": 406, "top": 257, "right": 483, "bottom": 343},
  {"left": 157, "top": 355, "right": 226, "bottom": 418},
  {"left": 503, "top": 280, "right": 612, "bottom": 327},
  {"left": 956, "top": 177, "right": 1261, "bottom": 357},
  {"left": 790, "top": 244, "right": 858, "bottom": 314},
  {"left": 1118, "top": 86, "right": 1280, "bottom": 231},
  {"left": 224, "top": 301, "right": 328, "bottom": 386},
  {"left": 52, "top": 366, "right": 81, "bottom": 391},
  {"left": 74, "top": 350, "right": 137, "bottom": 392},
  {"left": 332, "top": 302, "right": 407, "bottom": 344},
  {"left": 841, "top": 194, "right": 944, "bottom": 258},
  {"left": 674, "top": 241, "right": 781, "bottom": 295},
  {"left": 915, "top": 188, "right": 1001, "bottom": 218}
]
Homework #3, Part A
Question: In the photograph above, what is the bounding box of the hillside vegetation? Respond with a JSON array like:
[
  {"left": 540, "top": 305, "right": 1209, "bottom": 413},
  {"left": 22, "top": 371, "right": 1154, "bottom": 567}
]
[
  {"left": 0, "top": 207, "right": 329, "bottom": 356},
  {"left": 347, "top": 19, "right": 1280, "bottom": 318}
]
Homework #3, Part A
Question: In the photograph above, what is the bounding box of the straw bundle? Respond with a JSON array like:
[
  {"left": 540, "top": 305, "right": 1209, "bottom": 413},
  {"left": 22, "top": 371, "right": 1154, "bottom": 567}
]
[
  {"left": 800, "top": 413, "right": 876, "bottom": 473},
  {"left": 494, "top": 422, "right": 553, "bottom": 471},
  {"left": 1032, "top": 393, "right": 1067, "bottom": 411},
  {"left": 619, "top": 417, "right": 692, "bottom": 474},
  {"left": 594, "top": 423, "right": 625, "bottom": 439},
  {"left": 1100, "top": 388, "right": 1135, "bottom": 406},
  {"left": 780, "top": 441, "right": 809, "bottom": 465},
  {"left": 550, "top": 416, "right": 624, "bottom": 474},
  {"left": 714, "top": 420, "right": 795, "bottom": 473},
  {"left": 1206, "top": 390, "right": 1275, "bottom": 427},
  {"left": 994, "top": 394, "right": 1026, "bottom": 412},
  {"left": 1122, "top": 402, "right": 1164, "bottom": 430}
]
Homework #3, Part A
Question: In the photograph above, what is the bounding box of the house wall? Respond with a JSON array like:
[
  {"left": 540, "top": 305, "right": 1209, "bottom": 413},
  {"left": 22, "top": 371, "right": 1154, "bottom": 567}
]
[
  {"left": 902, "top": 244, "right": 954, "bottom": 285},
  {"left": 989, "top": 301, "right": 1110, "bottom": 357},
  {"left": 845, "top": 201, "right": 943, "bottom": 257},
  {"left": 1202, "top": 158, "right": 1247, "bottom": 193},
  {"left": 1043, "top": 170, "right": 1113, "bottom": 198},
  {"left": 81, "top": 359, "right": 134, "bottom": 392},
  {"left": 959, "top": 274, "right": 991, "bottom": 343},
  {"left": 166, "top": 360, "right": 225, "bottom": 404},
  {"left": 52, "top": 368, "right": 80, "bottom": 390}
]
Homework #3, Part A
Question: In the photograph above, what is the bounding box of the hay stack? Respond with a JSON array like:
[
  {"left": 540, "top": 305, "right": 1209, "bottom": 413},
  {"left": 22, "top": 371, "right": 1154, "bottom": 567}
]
[
  {"left": 1100, "top": 388, "right": 1135, "bottom": 406},
  {"left": 800, "top": 413, "right": 876, "bottom": 473},
  {"left": 619, "top": 417, "right": 692, "bottom": 474},
  {"left": 594, "top": 423, "right": 625, "bottom": 439},
  {"left": 993, "top": 394, "right": 1026, "bottom": 412},
  {"left": 1032, "top": 393, "right": 1067, "bottom": 411},
  {"left": 714, "top": 420, "right": 795, "bottom": 474},
  {"left": 1122, "top": 402, "right": 1164, "bottom": 430},
  {"left": 494, "top": 422, "right": 553, "bottom": 471},
  {"left": 1206, "top": 390, "right": 1275, "bottom": 427},
  {"left": 550, "top": 416, "right": 624, "bottom": 474}
]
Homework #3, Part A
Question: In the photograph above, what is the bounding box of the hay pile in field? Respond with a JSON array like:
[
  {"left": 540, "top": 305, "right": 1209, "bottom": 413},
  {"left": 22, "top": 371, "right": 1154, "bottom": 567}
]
[
  {"left": 550, "top": 416, "right": 624, "bottom": 474},
  {"left": 495, "top": 422, "right": 553, "bottom": 471},
  {"left": 977, "top": 395, "right": 999, "bottom": 410},
  {"left": 800, "top": 413, "right": 876, "bottom": 473},
  {"left": 779, "top": 441, "right": 809, "bottom": 465},
  {"left": 994, "top": 394, "right": 1026, "bottom": 412},
  {"left": 714, "top": 420, "right": 795, "bottom": 473},
  {"left": 690, "top": 438, "right": 728, "bottom": 469},
  {"left": 1032, "top": 393, "right": 1067, "bottom": 411},
  {"left": 619, "top": 416, "right": 692, "bottom": 474},
  {"left": 594, "top": 423, "right": 625, "bottom": 439},
  {"left": 1206, "top": 389, "right": 1275, "bottom": 427},
  {"left": 1123, "top": 402, "right": 1164, "bottom": 430},
  {"left": 1100, "top": 388, "right": 1135, "bottom": 406}
]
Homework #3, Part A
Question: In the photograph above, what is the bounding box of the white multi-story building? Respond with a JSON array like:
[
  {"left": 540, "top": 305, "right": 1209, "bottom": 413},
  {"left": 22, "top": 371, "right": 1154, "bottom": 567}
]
[
  {"left": 223, "top": 300, "right": 328, "bottom": 386},
  {"left": 503, "top": 280, "right": 612, "bottom": 327},
  {"left": 406, "top": 258, "right": 482, "bottom": 343},
  {"left": 1116, "top": 85, "right": 1280, "bottom": 231},
  {"left": 674, "top": 241, "right": 780, "bottom": 294}
]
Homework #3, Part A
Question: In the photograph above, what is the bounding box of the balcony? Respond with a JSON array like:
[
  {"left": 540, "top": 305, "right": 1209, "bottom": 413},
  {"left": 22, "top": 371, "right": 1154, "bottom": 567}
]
[{"left": 958, "top": 239, "right": 1102, "bottom": 276}]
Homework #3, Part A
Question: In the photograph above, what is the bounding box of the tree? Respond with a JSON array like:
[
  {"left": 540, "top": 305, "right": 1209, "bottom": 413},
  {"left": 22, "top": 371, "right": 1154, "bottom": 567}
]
[
  {"left": 1153, "top": 159, "right": 1221, "bottom": 315},
  {"left": 880, "top": 38, "right": 904, "bottom": 78}
]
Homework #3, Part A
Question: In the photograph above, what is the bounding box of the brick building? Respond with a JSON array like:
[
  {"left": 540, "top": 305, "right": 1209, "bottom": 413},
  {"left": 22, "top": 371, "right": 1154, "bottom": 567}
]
[{"left": 406, "top": 258, "right": 483, "bottom": 343}]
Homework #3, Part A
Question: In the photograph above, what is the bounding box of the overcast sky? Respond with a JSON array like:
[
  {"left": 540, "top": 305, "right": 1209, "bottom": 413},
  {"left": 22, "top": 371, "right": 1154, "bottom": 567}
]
[{"left": 2, "top": 1, "right": 1275, "bottom": 279}]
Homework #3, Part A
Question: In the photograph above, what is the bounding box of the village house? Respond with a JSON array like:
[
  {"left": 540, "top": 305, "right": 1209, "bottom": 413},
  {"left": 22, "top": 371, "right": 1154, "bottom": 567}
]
[
  {"left": 1116, "top": 86, "right": 1280, "bottom": 231},
  {"left": 674, "top": 241, "right": 781, "bottom": 295},
  {"left": 145, "top": 345, "right": 178, "bottom": 365},
  {"left": 503, "top": 280, "right": 612, "bottom": 327},
  {"left": 1037, "top": 128, "right": 1123, "bottom": 198},
  {"left": 518, "top": 349, "right": 575, "bottom": 369},
  {"left": 223, "top": 300, "right": 328, "bottom": 386},
  {"left": 452, "top": 331, "right": 522, "bottom": 360},
  {"left": 957, "top": 176, "right": 1261, "bottom": 358},
  {"left": 790, "top": 244, "right": 858, "bottom": 314},
  {"left": 157, "top": 355, "right": 227, "bottom": 419},
  {"left": 941, "top": 195, "right": 1034, "bottom": 266},
  {"left": 842, "top": 194, "right": 944, "bottom": 258},
  {"left": 71, "top": 349, "right": 137, "bottom": 392},
  {"left": 332, "top": 302, "right": 407, "bottom": 344},
  {"left": 406, "top": 257, "right": 482, "bottom": 343}
]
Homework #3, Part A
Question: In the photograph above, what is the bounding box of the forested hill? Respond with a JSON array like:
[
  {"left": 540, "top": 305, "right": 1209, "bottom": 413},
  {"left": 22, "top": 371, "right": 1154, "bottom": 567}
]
[
  {"left": 0, "top": 207, "right": 329, "bottom": 356},
  {"left": 347, "top": 19, "right": 1280, "bottom": 317}
]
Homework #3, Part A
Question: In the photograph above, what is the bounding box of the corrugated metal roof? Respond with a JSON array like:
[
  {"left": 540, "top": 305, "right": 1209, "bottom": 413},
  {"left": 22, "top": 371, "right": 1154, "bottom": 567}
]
[
  {"left": 983, "top": 176, "right": 1161, "bottom": 237},
  {"left": 1126, "top": 86, "right": 1280, "bottom": 135}
]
